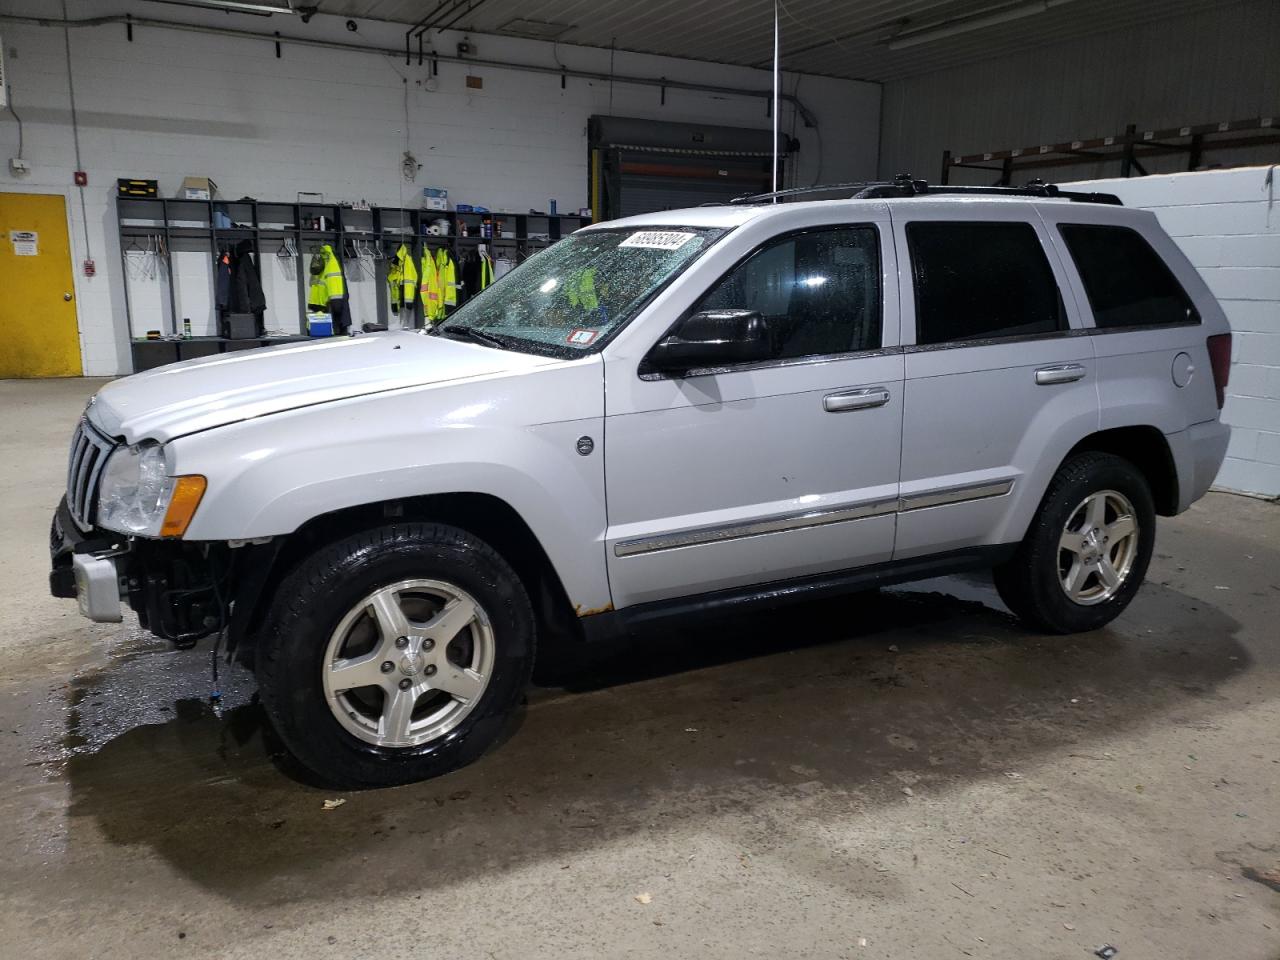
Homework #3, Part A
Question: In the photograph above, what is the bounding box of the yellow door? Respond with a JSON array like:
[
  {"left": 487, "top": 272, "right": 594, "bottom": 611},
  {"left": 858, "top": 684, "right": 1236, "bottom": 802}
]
[{"left": 0, "top": 193, "right": 83, "bottom": 378}]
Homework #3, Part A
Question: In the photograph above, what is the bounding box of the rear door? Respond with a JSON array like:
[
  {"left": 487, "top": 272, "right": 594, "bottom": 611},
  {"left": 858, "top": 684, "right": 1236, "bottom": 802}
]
[
  {"left": 602, "top": 208, "right": 904, "bottom": 608},
  {"left": 891, "top": 202, "right": 1099, "bottom": 559},
  {"left": 1040, "top": 207, "right": 1220, "bottom": 436}
]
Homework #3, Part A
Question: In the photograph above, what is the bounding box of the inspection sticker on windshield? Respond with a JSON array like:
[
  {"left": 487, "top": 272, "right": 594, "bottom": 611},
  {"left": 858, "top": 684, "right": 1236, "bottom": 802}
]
[
  {"left": 567, "top": 328, "right": 598, "bottom": 346},
  {"left": 619, "top": 231, "right": 696, "bottom": 250}
]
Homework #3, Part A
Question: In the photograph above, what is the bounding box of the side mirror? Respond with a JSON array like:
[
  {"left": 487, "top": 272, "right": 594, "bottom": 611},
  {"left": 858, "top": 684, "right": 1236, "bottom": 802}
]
[{"left": 646, "top": 309, "right": 771, "bottom": 374}]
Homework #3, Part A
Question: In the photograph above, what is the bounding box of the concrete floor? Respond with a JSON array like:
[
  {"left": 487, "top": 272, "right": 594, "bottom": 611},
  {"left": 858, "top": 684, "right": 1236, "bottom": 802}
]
[{"left": 1, "top": 377, "right": 1277, "bottom": 960}]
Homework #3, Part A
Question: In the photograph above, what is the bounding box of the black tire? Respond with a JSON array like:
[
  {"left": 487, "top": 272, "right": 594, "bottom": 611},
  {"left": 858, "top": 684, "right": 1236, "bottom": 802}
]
[
  {"left": 994, "top": 452, "right": 1156, "bottom": 634},
  {"left": 256, "top": 523, "right": 534, "bottom": 788}
]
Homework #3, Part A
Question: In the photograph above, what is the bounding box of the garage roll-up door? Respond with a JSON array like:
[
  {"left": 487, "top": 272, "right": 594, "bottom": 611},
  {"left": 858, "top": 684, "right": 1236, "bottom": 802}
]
[{"left": 589, "top": 116, "right": 792, "bottom": 222}]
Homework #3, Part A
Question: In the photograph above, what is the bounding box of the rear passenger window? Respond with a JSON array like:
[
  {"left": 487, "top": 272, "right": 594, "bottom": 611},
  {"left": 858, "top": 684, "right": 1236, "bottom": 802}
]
[
  {"left": 695, "top": 226, "right": 881, "bottom": 359},
  {"left": 1059, "top": 224, "right": 1200, "bottom": 329},
  {"left": 907, "top": 221, "right": 1065, "bottom": 345}
]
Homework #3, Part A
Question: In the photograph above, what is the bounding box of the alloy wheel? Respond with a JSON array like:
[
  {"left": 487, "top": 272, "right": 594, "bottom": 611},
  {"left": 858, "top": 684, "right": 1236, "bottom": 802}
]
[
  {"left": 321, "top": 578, "right": 495, "bottom": 748},
  {"left": 1057, "top": 489, "right": 1141, "bottom": 606}
]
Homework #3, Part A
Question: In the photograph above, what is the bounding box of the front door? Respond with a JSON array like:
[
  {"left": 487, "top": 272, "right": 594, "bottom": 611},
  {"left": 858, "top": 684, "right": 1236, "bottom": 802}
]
[
  {"left": 603, "top": 220, "right": 903, "bottom": 609},
  {"left": 0, "top": 193, "right": 82, "bottom": 378}
]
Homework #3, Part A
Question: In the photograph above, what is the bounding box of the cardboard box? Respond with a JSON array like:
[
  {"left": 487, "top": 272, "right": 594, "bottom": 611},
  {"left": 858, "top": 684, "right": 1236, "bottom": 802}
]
[
  {"left": 421, "top": 187, "right": 448, "bottom": 211},
  {"left": 179, "top": 177, "right": 219, "bottom": 201}
]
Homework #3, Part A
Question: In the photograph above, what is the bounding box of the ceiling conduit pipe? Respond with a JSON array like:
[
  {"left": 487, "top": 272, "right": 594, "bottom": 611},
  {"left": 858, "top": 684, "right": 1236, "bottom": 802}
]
[{"left": 0, "top": 11, "right": 820, "bottom": 127}]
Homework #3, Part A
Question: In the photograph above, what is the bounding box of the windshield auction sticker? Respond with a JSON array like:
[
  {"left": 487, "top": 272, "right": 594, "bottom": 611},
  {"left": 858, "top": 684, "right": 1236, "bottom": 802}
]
[
  {"left": 567, "top": 328, "right": 598, "bottom": 346},
  {"left": 618, "top": 231, "right": 696, "bottom": 250}
]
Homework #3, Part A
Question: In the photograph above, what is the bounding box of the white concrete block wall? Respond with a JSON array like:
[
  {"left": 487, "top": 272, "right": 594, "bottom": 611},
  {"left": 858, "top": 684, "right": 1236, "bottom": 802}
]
[
  {"left": 1066, "top": 167, "right": 1280, "bottom": 497},
  {"left": 0, "top": 1, "right": 881, "bottom": 375}
]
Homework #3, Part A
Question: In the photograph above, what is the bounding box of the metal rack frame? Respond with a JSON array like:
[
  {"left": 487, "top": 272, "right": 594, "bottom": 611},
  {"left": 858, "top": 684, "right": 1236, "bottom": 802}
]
[{"left": 941, "top": 115, "right": 1279, "bottom": 185}]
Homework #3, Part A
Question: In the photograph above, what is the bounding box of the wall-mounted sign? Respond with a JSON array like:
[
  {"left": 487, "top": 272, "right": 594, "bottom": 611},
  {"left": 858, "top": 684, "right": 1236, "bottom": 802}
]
[{"left": 10, "top": 230, "right": 38, "bottom": 256}]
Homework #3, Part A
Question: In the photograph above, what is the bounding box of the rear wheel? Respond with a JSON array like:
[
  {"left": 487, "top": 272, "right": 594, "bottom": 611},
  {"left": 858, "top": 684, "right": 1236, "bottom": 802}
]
[
  {"left": 994, "top": 452, "right": 1155, "bottom": 633},
  {"left": 256, "top": 523, "right": 534, "bottom": 787}
]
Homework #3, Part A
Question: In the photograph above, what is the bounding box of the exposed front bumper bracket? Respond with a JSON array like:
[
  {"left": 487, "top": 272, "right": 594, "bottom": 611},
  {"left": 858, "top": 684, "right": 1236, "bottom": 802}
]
[{"left": 73, "top": 552, "right": 123, "bottom": 623}]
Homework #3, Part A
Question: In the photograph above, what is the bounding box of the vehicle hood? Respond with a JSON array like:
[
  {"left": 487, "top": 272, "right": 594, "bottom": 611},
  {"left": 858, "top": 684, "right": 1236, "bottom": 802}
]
[{"left": 90, "top": 332, "right": 558, "bottom": 444}]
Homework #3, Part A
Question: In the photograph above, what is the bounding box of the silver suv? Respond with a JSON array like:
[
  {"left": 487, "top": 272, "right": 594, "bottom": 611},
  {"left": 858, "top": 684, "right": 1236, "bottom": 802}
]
[{"left": 50, "top": 180, "right": 1232, "bottom": 787}]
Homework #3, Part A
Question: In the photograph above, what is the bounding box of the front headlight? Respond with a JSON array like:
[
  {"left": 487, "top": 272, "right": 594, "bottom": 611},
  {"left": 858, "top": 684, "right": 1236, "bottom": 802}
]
[{"left": 98, "top": 443, "right": 206, "bottom": 538}]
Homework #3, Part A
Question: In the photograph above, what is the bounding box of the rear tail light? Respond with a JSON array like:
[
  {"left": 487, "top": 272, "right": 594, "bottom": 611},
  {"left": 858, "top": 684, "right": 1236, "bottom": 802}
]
[{"left": 1206, "top": 334, "right": 1232, "bottom": 409}]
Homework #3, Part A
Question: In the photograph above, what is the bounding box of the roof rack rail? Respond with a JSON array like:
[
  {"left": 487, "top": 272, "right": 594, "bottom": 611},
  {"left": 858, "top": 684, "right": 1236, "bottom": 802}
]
[
  {"left": 728, "top": 180, "right": 890, "bottom": 204},
  {"left": 731, "top": 174, "right": 1122, "bottom": 206}
]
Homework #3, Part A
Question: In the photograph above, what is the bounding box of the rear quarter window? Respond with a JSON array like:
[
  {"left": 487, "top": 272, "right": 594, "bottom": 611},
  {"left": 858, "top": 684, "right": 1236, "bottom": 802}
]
[
  {"left": 1059, "top": 223, "right": 1200, "bottom": 329},
  {"left": 907, "top": 221, "right": 1065, "bottom": 345}
]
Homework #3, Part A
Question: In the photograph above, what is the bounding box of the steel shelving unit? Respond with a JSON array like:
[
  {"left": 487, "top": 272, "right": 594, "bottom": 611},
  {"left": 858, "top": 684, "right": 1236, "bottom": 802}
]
[
  {"left": 941, "top": 115, "right": 1279, "bottom": 185},
  {"left": 115, "top": 196, "right": 586, "bottom": 371}
]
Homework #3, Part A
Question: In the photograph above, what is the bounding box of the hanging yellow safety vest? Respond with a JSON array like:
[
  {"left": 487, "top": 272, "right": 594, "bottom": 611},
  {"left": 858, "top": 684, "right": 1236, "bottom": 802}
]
[
  {"left": 438, "top": 248, "right": 458, "bottom": 307},
  {"left": 308, "top": 249, "right": 328, "bottom": 311},
  {"left": 419, "top": 247, "right": 458, "bottom": 323},
  {"left": 479, "top": 252, "right": 494, "bottom": 291},
  {"left": 387, "top": 244, "right": 418, "bottom": 317},
  {"left": 320, "top": 243, "right": 345, "bottom": 300}
]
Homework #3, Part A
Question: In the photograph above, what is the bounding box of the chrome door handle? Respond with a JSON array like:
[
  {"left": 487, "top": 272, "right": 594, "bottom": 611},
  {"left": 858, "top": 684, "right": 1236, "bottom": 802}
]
[
  {"left": 1034, "top": 363, "right": 1086, "bottom": 385},
  {"left": 823, "top": 387, "right": 890, "bottom": 412}
]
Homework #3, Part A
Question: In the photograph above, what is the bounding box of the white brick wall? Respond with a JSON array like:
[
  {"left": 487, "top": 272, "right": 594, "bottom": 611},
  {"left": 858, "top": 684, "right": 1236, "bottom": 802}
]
[
  {"left": 0, "top": 1, "right": 881, "bottom": 376},
  {"left": 1066, "top": 167, "right": 1280, "bottom": 497}
]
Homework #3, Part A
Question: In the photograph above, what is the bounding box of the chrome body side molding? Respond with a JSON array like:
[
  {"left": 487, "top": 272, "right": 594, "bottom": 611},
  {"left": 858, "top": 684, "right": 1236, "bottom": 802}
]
[{"left": 614, "top": 478, "right": 1015, "bottom": 557}]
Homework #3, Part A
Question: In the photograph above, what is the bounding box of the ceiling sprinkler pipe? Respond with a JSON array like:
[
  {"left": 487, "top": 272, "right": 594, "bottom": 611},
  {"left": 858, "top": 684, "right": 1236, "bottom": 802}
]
[{"left": 1, "top": 10, "right": 821, "bottom": 128}]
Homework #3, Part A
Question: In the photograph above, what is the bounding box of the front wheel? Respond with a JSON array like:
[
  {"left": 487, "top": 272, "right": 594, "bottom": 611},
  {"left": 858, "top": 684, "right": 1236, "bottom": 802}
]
[
  {"left": 994, "top": 452, "right": 1155, "bottom": 634},
  {"left": 256, "top": 523, "right": 535, "bottom": 787}
]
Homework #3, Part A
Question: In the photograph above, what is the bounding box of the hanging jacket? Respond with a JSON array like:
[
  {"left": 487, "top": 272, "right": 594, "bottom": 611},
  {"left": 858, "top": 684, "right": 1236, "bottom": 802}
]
[
  {"left": 460, "top": 249, "right": 480, "bottom": 303},
  {"left": 230, "top": 239, "right": 266, "bottom": 314},
  {"left": 438, "top": 247, "right": 458, "bottom": 308},
  {"left": 468, "top": 248, "right": 494, "bottom": 293},
  {"left": 320, "top": 243, "right": 346, "bottom": 301},
  {"left": 419, "top": 247, "right": 457, "bottom": 323},
  {"left": 308, "top": 250, "right": 328, "bottom": 311},
  {"left": 214, "top": 250, "right": 234, "bottom": 311},
  {"left": 387, "top": 244, "right": 419, "bottom": 316}
]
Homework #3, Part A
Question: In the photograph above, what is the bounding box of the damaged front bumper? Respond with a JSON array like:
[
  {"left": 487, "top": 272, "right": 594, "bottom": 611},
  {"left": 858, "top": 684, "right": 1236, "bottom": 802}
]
[{"left": 50, "top": 497, "right": 262, "bottom": 644}]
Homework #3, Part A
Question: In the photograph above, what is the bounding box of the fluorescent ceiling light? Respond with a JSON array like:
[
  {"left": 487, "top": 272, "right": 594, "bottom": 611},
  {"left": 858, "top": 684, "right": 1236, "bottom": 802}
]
[
  {"left": 887, "top": 0, "right": 1076, "bottom": 50},
  {"left": 147, "top": 0, "right": 299, "bottom": 15},
  {"left": 496, "top": 18, "right": 576, "bottom": 40}
]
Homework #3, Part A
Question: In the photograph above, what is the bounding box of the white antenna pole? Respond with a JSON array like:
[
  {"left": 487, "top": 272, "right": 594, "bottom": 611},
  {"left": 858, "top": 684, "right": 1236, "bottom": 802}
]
[{"left": 771, "top": 0, "right": 780, "bottom": 200}]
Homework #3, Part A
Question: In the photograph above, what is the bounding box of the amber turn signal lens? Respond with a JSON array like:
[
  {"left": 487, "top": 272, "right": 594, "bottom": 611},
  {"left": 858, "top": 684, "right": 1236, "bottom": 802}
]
[{"left": 160, "top": 475, "right": 207, "bottom": 538}]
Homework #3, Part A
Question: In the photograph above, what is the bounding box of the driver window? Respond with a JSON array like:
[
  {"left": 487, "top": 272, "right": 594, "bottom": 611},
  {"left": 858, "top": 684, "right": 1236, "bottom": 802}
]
[{"left": 696, "top": 226, "right": 882, "bottom": 361}]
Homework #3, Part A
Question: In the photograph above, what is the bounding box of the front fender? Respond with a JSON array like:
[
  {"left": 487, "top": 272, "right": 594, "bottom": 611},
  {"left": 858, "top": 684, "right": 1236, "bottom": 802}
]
[{"left": 169, "top": 360, "right": 611, "bottom": 613}]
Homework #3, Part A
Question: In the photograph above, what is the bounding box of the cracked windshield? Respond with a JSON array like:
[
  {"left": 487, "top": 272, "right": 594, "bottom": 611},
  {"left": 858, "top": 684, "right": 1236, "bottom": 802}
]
[{"left": 433, "top": 227, "right": 724, "bottom": 355}]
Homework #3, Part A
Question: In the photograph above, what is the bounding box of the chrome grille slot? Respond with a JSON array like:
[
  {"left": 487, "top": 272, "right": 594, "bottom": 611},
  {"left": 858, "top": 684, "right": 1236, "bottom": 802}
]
[{"left": 66, "top": 419, "right": 117, "bottom": 529}]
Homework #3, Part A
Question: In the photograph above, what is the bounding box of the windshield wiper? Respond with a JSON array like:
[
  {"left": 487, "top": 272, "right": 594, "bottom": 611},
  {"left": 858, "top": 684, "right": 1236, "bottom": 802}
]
[{"left": 435, "top": 325, "right": 510, "bottom": 350}]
